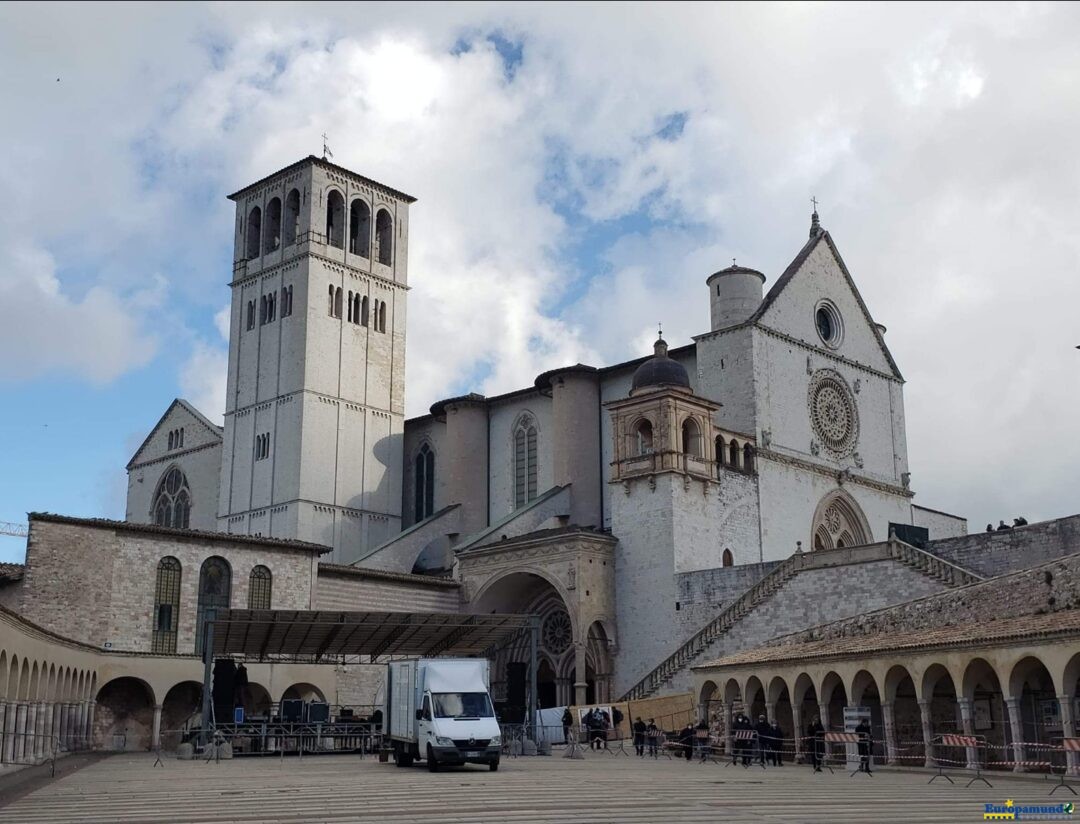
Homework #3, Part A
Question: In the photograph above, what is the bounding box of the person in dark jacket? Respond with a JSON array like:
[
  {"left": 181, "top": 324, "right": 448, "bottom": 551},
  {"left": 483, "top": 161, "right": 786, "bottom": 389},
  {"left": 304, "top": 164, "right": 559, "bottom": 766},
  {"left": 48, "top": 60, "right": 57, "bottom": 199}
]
[
  {"left": 807, "top": 716, "right": 825, "bottom": 772},
  {"left": 695, "top": 718, "right": 710, "bottom": 760},
  {"left": 680, "top": 723, "right": 695, "bottom": 761},
  {"left": 855, "top": 718, "right": 873, "bottom": 774},
  {"left": 561, "top": 708, "right": 574, "bottom": 744},
  {"left": 732, "top": 714, "right": 753, "bottom": 766},
  {"left": 633, "top": 717, "right": 647, "bottom": 756},
  {"left": 769, "top": 720, "right": 784, "bottom": 766},
  {"left": 755, "top": 715, "right": 772, "bottom": 766},
  {"left": 646, "top": 719, "right": 659, "bottom": 757}
]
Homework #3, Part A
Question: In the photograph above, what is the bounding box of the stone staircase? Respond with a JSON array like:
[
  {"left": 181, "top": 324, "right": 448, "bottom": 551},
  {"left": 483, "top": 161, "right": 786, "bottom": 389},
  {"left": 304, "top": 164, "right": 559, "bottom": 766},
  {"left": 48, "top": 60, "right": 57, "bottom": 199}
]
[{"left": 618, "top": 539, "right": 983, "bottom": 701}]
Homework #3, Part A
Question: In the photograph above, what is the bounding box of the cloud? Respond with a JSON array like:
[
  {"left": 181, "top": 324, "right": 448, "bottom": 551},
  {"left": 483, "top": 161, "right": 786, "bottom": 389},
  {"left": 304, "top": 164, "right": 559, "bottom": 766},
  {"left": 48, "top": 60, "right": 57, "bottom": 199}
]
[{"left": 3, "top": 2, "right": 1080, "bottom": 533}]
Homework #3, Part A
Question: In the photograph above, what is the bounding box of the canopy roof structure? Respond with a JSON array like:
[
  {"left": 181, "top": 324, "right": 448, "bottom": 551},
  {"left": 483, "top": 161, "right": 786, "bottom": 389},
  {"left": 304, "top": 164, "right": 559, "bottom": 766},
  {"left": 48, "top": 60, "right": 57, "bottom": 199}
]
[{"left": 207, "top": 609, "right": 534, "bottom": 662}]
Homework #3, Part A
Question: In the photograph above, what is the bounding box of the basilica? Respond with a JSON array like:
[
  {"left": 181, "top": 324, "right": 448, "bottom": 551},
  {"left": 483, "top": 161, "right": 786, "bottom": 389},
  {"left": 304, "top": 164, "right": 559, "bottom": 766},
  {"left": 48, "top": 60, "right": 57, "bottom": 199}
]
[
  {"left": 5, "top": 156, "right": 1079, "bottom": 764},
  {"left": 121, "top": 155, "right": 966, "bottom": 703}
]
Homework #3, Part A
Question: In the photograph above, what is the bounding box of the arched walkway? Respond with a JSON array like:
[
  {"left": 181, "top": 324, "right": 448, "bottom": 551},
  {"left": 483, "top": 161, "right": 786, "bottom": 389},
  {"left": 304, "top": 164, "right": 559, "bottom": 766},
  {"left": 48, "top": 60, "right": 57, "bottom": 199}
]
[
  {"left": 282, "top": 683, "right": 325, "bottom": 703},
  {"left": 95, "top": 677, "right": 155, "bottom": 751}
]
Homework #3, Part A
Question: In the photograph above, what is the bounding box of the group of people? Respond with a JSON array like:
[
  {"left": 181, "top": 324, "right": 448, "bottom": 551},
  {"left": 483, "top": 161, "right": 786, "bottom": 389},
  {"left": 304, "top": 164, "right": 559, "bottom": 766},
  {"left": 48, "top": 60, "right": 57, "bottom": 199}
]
[
  {"left": 563, "top": 706, "right": 623, "bottom": 750},
  {"left": 631, "top": 717, "right": 660, "bottom": 757},
  {"left": 986, "top": 516, "right": 1028, "bottom": 532},
  {"left": 805, "top": 715, "right": 873, "bottom": 773},
  {"left": 730, "top": 713, "right": 785, "bottom": 766}
]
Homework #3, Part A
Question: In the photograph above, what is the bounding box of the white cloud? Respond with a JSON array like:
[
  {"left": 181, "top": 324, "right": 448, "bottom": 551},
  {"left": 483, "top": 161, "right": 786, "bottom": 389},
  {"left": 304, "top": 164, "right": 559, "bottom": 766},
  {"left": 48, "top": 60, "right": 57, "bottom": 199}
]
[{"left": 3, "top": 2, "right": 1080, "bottom": 532}]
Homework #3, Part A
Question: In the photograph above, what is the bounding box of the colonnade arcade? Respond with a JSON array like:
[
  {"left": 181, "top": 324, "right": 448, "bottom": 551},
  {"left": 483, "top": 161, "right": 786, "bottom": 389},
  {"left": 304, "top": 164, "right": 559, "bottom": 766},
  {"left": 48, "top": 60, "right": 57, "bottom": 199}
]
[{"left": 695, "top": 634, "right": 1080, "bottom": 773}]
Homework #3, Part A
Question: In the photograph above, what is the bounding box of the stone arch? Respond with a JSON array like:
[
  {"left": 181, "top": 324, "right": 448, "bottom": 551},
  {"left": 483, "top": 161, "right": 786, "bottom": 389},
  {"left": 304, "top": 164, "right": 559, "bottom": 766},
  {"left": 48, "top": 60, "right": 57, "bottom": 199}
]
[
  {"left": 18, "top": 659, "right": 29, "bottom": 701},
  {"left": 29, "top": 661, "right": 39, "bottom": 702},
  {"left": 263, "top": 196, "right": 282, "bottom": 254},
  {"left": 95, "top": 677, "right": 155, "bottom": 751},
  {"left": 961, "top": 657, "right": 1008, "bottom": 755},
  {"left": 1061, "top": 651, "right": 1080, "bottom": 707},
  {"left": 699, "top": 679, "right": 719, "bottom": 708},
  {"left": 375, "top": 208, "right": 393, "bottom": 265},
  {"left": 245, "top": 205, "right": 261, "bottom": 259},
  {"left": 325, "top": 189, "right": 345, "bottom": 248},
  {"left": 811, "top": 488, "right": 872, "bottom": 550},
  {"left": 819, "top": 671, "right": 847, "bottom": 730},
  {"left": 633, "top": 416, "right": 654, "bottom": 456},
  {"left": 240, "top": 682, "right": 272, "bottom": 717},
  {"left": 850, "top": 669, "right": 880, "bottom": 706},
  {"left": 349, "top": 198, "right": 371, "bottom": 257},
  {"left": 1009, "top": 654, "right": 1059, "bottom": 699},
  {"left": 472, "top": 568, "right": 576, "bottom": 637},
  {"left": 5, "top": 656, "right": 17, "bottom": 702},
  {"left": 1008, "top": 656, "right": 1058, "bottom": 747},
  {"left": 744, "top": 675, "right": 766, "bottom": 719},
  {"left": 681, "top": 416, "right": 703, "bottom": 457},
  {"left": 768, "top": 675, "right": 795, "bottom": 741},
  {"left": 283, "top": 188, "right": 300, "bottom": 246},
  {"left": 282, "top": 683, "right": 325, "bottom": 703},
  {"left": 723, "top": 677, "right": 742, "bottom": 707},
  {"left": 161, "top": 681, "right": 202, "bottom": 738}
]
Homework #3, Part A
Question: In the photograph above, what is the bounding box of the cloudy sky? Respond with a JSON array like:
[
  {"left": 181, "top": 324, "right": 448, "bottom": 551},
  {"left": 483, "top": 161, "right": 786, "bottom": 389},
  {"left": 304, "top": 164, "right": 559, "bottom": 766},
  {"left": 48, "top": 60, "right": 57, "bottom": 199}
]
[{"left": 1, "top": 2, "right": 1078, "bottom": 562}]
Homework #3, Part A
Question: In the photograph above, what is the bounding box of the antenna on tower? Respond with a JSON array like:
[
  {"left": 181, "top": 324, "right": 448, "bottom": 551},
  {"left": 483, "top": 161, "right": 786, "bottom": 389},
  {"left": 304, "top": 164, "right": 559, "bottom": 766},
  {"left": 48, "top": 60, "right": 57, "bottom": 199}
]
[{"left": 322, "top": 133, "right": 334, "bottom": 161}]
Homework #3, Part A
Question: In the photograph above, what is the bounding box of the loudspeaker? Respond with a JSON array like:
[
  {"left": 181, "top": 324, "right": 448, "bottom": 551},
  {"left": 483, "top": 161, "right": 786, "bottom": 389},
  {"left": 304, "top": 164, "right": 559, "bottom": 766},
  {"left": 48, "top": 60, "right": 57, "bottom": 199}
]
[
  {"left": 281, "top": 699, "right": 303, "bottom": 722},
  {"left": 309, "top": 702, "right": 330, "bottom": 724}
]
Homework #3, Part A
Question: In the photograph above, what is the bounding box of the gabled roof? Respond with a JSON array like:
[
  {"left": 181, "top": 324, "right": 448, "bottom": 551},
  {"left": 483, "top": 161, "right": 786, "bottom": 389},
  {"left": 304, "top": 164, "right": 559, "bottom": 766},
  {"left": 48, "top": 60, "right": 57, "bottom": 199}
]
[
  {"left": 746, "top": 230, "right": 902, "bottom": 381},
  {"left": 126, "top": 398, "right": 223, "bottom": 470}
]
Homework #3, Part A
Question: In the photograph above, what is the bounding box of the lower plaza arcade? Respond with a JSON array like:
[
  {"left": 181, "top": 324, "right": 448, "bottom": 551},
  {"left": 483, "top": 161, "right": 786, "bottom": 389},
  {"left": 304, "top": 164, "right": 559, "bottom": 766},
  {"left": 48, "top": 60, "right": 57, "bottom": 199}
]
[{"left": 694, "top": 576, "right": 1080, "bottom": 775}]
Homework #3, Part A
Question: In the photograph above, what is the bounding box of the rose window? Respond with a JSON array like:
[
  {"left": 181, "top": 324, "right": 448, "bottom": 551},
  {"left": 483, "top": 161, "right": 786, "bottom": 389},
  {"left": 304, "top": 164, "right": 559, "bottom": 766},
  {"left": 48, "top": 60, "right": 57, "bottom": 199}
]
[
  {"left": 808, "top": 370, "right": 859, "bottom": 456},
  {"left": 542, "top": 610, "right": 572, "bottom": 655}
]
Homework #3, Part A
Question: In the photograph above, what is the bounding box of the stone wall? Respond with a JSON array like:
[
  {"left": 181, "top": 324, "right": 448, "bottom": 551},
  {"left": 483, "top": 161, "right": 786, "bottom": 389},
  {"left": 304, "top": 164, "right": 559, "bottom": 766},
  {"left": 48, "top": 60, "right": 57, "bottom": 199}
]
[
  {"left": 771, "top": 549, "right": 1080, "bottom": 648},
  {"left": 675, "top": 561, "right": 780, "bottom": 635},
  {"left": 926, "top": 515, "right": 1080, "bottom": 578},
  {"left": 21, "top": 516, "right": 321, "bottom": 652},
  {"left": 658, "top": 553, "right": 947, "bottom": 695},
  {"left": 315, "top": 566, "right": 461, "bottom": 612}
]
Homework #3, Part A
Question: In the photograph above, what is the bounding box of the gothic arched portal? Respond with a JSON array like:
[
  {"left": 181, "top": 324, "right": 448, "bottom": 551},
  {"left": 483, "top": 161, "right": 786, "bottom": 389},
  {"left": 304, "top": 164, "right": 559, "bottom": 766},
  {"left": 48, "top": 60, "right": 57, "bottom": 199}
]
[{"left": 811, "top": 489, "right": 872, "bottom": 550}]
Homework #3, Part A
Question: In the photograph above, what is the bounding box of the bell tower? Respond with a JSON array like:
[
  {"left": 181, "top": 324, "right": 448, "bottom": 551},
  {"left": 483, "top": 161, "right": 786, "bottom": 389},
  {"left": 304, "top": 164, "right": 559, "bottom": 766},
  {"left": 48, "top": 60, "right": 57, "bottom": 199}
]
[{"left": 217, "top": 155, "right": 415, "bottom": 564}]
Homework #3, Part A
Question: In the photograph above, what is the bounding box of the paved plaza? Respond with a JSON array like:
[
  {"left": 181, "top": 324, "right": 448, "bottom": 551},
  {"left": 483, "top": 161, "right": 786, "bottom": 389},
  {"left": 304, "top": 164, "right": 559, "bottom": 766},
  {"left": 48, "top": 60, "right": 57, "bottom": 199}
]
[{"left": 0, "top": 750, "right": 1070, "bottom": 824}]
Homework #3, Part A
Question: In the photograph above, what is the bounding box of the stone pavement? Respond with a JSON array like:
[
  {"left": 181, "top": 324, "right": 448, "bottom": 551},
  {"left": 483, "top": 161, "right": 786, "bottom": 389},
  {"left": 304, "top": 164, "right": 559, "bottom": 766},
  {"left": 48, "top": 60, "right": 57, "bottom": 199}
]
[{"left": 0, "top": 751, "right": 1067, "bottom": 823}]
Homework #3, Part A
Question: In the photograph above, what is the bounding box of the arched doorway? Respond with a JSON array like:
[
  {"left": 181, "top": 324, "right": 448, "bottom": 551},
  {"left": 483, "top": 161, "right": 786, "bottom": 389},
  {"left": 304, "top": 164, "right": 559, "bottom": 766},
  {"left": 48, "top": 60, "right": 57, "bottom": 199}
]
[
  {"left": 161, "top": 681, "right": 201, "bottom": 741},
  {"left": 851, "top": 670, "right": 884, "bottom": 762},
  {"left": 1008, "top": 656, "right": 1058, "bottom": 768},
  {"left": 884, "top": 664, "right": 921, "bottom": 766},
  {"left": 811, "top": 489, "right": 871, "bottom": 550},
  {"left": 95, "top": 678, "right": 155, "bottom": 751},
  {"left": 471, "top": 572, "right": 578, "bottom": 716},
  {"left": 282, "top": 683, "right": 325, "bottom": 703}
]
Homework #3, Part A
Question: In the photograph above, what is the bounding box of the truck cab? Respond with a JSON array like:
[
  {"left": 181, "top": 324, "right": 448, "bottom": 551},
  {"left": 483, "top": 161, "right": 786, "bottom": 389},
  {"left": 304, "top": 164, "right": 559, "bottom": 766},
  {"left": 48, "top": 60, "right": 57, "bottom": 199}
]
[{"left": 386, "top": 659, "right": 502, "bottom": 772}]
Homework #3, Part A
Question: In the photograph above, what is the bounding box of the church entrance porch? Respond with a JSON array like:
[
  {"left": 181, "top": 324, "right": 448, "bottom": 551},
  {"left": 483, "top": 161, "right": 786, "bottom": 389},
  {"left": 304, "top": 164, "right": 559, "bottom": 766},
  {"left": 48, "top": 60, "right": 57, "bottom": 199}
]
[{"left": 457, "top": 527, "right": 616, "bottom": 714}]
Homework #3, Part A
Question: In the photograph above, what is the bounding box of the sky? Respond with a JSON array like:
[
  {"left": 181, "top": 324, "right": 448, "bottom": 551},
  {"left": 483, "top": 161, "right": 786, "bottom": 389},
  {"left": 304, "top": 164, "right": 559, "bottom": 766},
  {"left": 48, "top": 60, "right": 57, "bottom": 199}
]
[{"left": 1, "top": 2, "right": 1079, "bottom": 562}]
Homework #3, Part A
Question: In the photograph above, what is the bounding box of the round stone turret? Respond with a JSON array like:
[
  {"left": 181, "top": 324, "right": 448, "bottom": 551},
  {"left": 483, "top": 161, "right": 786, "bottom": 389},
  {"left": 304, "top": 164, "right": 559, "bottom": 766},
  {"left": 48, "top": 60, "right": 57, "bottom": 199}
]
[
  {"left": 631, "top": 337, "right": 690, "bottom": 392},
  {"left": 706, "top": 264, "right": 765, "bottom": 331}
]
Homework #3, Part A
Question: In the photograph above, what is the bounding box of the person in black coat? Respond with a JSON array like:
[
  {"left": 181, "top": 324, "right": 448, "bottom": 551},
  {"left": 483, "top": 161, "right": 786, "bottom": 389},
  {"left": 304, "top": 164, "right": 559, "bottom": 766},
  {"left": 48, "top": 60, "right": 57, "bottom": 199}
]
[
  {"left": 561, "top": 708, "right": 574, "bottom": 744},
  {"left": 646, "top": 719, "right": 659, "bottom": 757},
  {"left": 770, "top": 720, "right": 784, "bottom": 766},
  {"left": 680, "top": 723, "right": 695, "bottom": 761},
  {"left": 733, "top": 714, "right": 753, "bottom": 766},
  {"left": 855, "top": 718, "right": 873, "bottom": 774},
  {"left": 633, "top": 717, "right": 647, "bottom": 757},
  {"left": 807, "top": 716, "right": 825, "bottom": 772},
  {"left": 755, "top": 715, "right": 772, "bottom": 766}
]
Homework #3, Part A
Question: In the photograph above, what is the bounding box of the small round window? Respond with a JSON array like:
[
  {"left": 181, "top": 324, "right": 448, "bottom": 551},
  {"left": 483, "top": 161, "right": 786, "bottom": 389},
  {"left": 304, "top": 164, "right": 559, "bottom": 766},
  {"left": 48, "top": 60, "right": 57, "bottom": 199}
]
[{"left": 815, "top": 301, "right": 843, "bottom": 348}]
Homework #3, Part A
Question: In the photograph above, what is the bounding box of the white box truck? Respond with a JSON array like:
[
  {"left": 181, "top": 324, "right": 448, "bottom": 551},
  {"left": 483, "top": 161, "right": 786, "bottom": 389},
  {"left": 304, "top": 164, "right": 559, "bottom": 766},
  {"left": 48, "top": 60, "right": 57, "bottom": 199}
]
[{"left": 385, "top": 658, "right": 501, "bottom": 771}]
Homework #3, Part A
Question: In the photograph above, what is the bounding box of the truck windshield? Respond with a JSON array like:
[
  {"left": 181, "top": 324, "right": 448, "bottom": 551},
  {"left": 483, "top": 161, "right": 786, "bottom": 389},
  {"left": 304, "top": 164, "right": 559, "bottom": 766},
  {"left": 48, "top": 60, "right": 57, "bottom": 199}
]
[{"left": 431, "top": 692, "right": 494, "bottom": 719}]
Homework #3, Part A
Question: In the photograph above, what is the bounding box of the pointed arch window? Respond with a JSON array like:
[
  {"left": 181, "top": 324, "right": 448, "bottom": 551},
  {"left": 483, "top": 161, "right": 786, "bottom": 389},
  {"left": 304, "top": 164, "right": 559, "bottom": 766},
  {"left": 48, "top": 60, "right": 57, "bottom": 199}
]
[
  {"left": 152, "top": 467, "right": 191, "bottom": 529},
  {"left": 325, "top": 190, "right": 345, "bottom": 248},
  {"left": 375, "top": 209, "right": 393, "bottom": 265},
  {"left": 283, "top": 189, "right": 300, "bottom": 246},
  {"left": 414, "top": 443, "right": 435, "bottom": 521},
  {"left": 722, "top": 549, "right": 734, "bottom": 567},
  {"left": 195, "top": 556, "right": 231, "bottom": 656},
  {"left": 349, "top": 199, "right": 371, "bottom": 257},
  {"left": 151, "top": 556, "right": 181, "bottom": 654},
  {"left": 514, "top": 416, "right": 538, "bottom": 509},
  {"left": 728, "top": 439, "right": 740, "bottom": 469},
  {"left": 248, "top": 565, "right": 272, "bottom": 610}
]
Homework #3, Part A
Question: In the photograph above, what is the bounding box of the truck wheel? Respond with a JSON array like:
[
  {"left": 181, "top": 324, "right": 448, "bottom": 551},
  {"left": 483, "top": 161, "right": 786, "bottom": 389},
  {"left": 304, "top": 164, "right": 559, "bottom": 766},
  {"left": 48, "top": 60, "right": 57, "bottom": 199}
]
[
  {"left": 489, "top": 760, "right": 499, "bottom": 772},
  {"left": 426, "top": 745, "right": 439, "bottom": 772}
]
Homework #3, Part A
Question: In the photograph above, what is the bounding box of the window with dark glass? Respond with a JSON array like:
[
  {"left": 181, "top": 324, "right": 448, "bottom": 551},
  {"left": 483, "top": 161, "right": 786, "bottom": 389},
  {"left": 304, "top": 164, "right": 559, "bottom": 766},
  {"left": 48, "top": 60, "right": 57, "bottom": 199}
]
[
  {"left": 195, "top": 556, "right": 231, "bottom": 656},
  {"left": 151, "top": 557, "right": 181, "bottom": 654},
  {"left": 248, "top": 565, "right": 272, "bottom": 610}
]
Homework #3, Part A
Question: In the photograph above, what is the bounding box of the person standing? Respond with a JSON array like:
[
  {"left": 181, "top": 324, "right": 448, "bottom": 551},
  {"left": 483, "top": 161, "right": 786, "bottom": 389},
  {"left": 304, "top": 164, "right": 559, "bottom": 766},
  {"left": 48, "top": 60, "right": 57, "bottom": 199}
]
[
  {"left": 770, "top": 720, "right": 784, "bottom": 766},
  {"left": 807, "top": 716, "right": 825, "bottom": 772},
  {"left": 599, "top": 708, "right": 611, "bottom": 750},
  {"left": 646, "top": 719, "right": 659, "bottom": 757},
  {"left": 855, "top": 717, "right": 873, "bottom": 774},
  {"left": 561, "top": 708, "right": 574, "bottom": 745},
  {"left": 633, "top": 717, "right": 647, "bottom": 757},
  {"left": 680, "top": 722, "right": 694, "bottom": 761},
  {"left": 695, "top": 718, "right": 710, "bottom": 761},
  {"left": 755, "top": 715, "right": 772, "bottom": 767}
]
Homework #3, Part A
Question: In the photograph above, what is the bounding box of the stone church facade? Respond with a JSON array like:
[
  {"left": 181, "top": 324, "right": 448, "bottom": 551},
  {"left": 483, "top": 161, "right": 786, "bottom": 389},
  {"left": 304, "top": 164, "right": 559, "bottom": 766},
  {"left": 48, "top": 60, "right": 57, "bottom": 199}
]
[
  {"left": 115, "top": 156, "right": 971, "bottom": 706},
  {"left": 6, "top": 155, "right": 1080, "bottom": 767}
]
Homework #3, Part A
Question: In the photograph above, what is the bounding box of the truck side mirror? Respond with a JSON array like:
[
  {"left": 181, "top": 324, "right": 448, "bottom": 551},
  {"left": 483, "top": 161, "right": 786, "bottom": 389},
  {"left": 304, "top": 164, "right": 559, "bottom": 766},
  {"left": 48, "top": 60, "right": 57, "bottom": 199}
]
[{"left": 416, "top": 709, "right": 423, "bottom": 721}]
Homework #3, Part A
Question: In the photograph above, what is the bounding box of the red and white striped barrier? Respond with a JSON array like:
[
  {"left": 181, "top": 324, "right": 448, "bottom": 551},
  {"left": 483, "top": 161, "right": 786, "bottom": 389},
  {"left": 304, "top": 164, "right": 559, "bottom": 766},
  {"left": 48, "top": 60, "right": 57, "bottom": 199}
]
[
  {"left": 1062, "top": 738, "right": 1080, "bottom": 753},
  {"left": 733, "top": 730, "right": 756, "bottom": 741},
  {"left": 939, "top": 734, "right": 978, "bottom": 748},
  {"left": 824, "top": 732, "right": 862, "bottom": 743}
]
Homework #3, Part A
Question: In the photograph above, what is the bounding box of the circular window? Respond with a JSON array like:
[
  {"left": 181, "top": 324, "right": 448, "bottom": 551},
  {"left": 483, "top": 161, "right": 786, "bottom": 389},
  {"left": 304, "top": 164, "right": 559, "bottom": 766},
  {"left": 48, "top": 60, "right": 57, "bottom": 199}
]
[
  {"left": 808, "top": 369, "right": 859, "bottom": 456},
  {"left": 814, "top": 301, "right": 843, "bottom": 348},
  {"left": 542, "top": 610, "right": 572, "bottom": 655}
]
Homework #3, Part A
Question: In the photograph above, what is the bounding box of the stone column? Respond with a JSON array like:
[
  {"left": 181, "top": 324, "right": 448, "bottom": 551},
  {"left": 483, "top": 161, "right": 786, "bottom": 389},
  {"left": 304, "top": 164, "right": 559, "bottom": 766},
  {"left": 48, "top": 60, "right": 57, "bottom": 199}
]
[
  {"left": 882, "top": 702, "right": 898, "bottom": 766},
  {"left": 86, "top": 702, "right": 96, "bottom": 751},
  {"left": 765, "top": 702, "right": 776, "bottom": 725},
  {"left": 78, "top": 702, "right": 89, "bottom": 750},
  {"left": 573, "top": 644, "right": 588, "bottom": 707},
  {"left": 1004, "top": 697, "right": 1026, "bottom": 773},
  {"left": 1059, "top": 695, "right": 1079, "bottom": 776},
  {"left": 957, "top": 698, "right": 978, "bottom": 770},
  {"left": 15, "top": 703, "right": 28, "bottom": 762},
  {"left": 918, "top": 700, "right": 935, "bottom": 768},
  {"left": 34, "top": 702, "right": 46, "bottom": 760},
  {"left": 723, "top": 701, "right": 734, "bottom": 761},
  {"left": 152, "top": 705, "right": 163, "bottom": 751},
  {"left": 1, "top": 703, "right": 12, "bottom": 763},
  {"left": 44, "top": 704, "right": 55, "bottom": 758},
  {"left": 791, "top": 703, "right": 804, "bottom": 764},
  {"left": 59, "top": 703, "right": 70, "bottom": 749}
]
